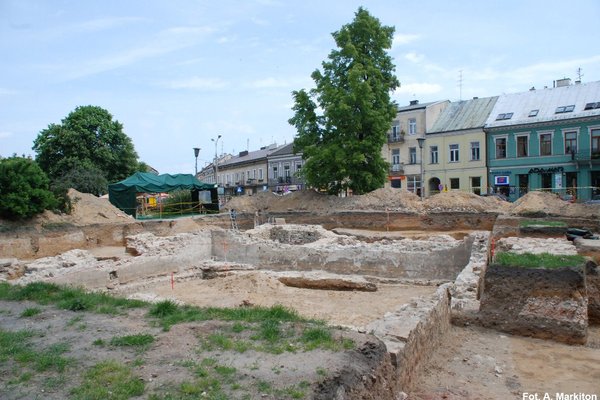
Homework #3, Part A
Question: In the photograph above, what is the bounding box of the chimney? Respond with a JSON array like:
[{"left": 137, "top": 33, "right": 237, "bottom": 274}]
[
  {"left": 239, "top": 150, "right": 249, "bottom": 157},
  {"left": 554, "top": 78, "right": 571, "bottom": 88},
  {"left": 409, "top": 100, "right": 419, "bottom": 106},
  {"left": 529, "top": 86, "right": 536, "bottom": 91}
]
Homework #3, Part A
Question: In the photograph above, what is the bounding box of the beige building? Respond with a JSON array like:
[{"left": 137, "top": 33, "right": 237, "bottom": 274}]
[
  {"left": 383, "top": 100, "right": 449, "bottom": 194},
  {"left": 425, "top": 96, "right": 498, "bottom": 196}
]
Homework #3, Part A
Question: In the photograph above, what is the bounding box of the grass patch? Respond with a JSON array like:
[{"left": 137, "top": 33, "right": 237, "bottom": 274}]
[
  {"left": 519, "top": 219, "right": 567, "bottom": 228},
  {"left": 0, "top": 329, "right": 72, "bottom": 373},
  {"left": 71, "top": 360, "right": 144, "bottom": 400},
  {"left": 149, "top": 301, "right": 306, "bottom": 331},
  {"left": 0, "top": 282, "right": 146, "bottom": 314},
  {"left": 494, "top": 251, "right": 586, "bottom": 269},
  {"left": 110, "top": 333, "right": 155, "bottom": 348},
  {"left": 20, "top": 307, "right": 42, "bottom": 318}
]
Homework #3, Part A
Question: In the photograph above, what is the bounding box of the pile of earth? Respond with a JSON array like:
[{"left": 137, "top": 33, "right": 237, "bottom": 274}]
[{"left": 511, "top": 190, "right": 599, "bottom": 218}]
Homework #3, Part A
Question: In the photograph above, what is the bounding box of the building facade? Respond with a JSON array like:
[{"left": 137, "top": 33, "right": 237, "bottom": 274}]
[
  {"left": 485, "top": 79, "right": 600, "bottom": 201},
  {"left": 383, "top": 100, "right": 449, "bottom": 194},
  {"left": 266, "top": 143, "right": 305, "bottom": 193},
  {"left": 425, "top": 96, "right": 498, "bottom": 196},
  {"left": 216, "top": 144, "right": 281, "bottom": 197}
]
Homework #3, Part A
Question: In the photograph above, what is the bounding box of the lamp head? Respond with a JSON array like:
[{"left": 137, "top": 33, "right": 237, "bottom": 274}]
[
  {"left": 416, "top": 137, "right": 425, "bottom": 149},
  {"left": 193, "top": 147, "right": 200, "bottom": 157}
]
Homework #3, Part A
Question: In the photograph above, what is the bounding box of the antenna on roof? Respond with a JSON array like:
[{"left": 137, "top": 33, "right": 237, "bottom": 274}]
[
  {"left": 457, "top": 70, "right": 463, "bottom": 101},
  {"left": 576, "top": 67, "right": 584, "bottom": 83}
]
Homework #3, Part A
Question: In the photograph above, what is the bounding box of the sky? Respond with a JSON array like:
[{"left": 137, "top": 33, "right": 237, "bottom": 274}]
[{"left": 1, "top": 0, "right": 600, "bottom": 175}]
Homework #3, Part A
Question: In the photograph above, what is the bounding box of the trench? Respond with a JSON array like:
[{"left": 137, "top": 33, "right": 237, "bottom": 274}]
[{"left": 3, "top": 211, "right": 599, "bottom": 398}]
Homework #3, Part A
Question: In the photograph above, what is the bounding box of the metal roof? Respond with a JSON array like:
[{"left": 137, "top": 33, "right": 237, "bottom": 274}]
[
  {"left": 267, "top": 142, "right": 297, "bottom": 157},
  {"left": 396, "top": 100, "right": 446, "bottom": 112},
  {"left": 428, "top": 96, "right": 498, "bottom": 133},
  {"left": 485, "top": 80, "right": 600, "bottom": 129},
  {"left": 218, "top": 143, "right": 282, "bottom": 167}
]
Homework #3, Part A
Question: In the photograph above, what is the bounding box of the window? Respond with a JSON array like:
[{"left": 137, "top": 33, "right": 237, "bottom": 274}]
[
  {"left": 449, "top": 144, "right": 459, "bottom": 162},
  {"left": 430, "top": 145, "right": 438, "bottom": 164},
  {"left": 450, "top": 178, "right": 459, "bottom": 190},
  {"left": 392, "top": 122, "right": 400, "bottom": 135},
  {"left": 408, "top": 118, "right": 417, "bottom": 135},
  {"left": 272, "top": 165, "right": 278, "bottom": 179},
  {"left": 495, "top": 137, "right": 507, "bottom": 159},
  {"left": 528, "top": 109, "right": 539, "bottom": 117},
  {"left": 564, "top": 131, "right": 577, "bottom": 154},
  {"left": 584, "top": 102, "right": 600, "bottom": 110},
  {"left": 252, "top": 169, "right": 256, "bottom": 179},
  {"left": 517, "top": 135, "right": 528, "bottom": 157},
  {"left": 470, "top": 142, "right": 480, "bottom": 161},
  {"left": 259, "top": 168, "right": 263, "bottom": 180},
  {"left": 540, "top": 133, "right": 552, "bottom": 156},
  {"left": 555, "top": 105, "right": 575, "bottom": 114},
  {"left": 471, "top": 177, "right": 481, "bottom": 195},
  {"left": 409, "top": 147, "right": 417, "bottom": 164},
  {"left": 592, "top": 129, "right": 600, "bottom": 157},
  {"left": 495, "top": 113, "right": 513, "bottom": 120},
  {"left": 295, "top": 162, "right": 302, "bottom": 172},
  {"left": 391, "top": 148, "right": 400, "bottom": 168},
  {"left": 284, "top": 164, "right": 291, "bottom": 177}
]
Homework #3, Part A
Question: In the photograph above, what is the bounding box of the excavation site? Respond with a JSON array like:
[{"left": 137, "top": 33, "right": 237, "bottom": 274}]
[{"left": 1, "top": 188, "right": 600, "bottom": 399}]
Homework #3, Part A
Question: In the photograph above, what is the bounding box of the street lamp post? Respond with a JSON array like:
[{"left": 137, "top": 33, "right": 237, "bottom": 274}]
[
  {"left": 416, "top": 137, "right": 425, "bottom": 200},
  {"left": 193, "top": 147, "right": 200, "bottom": 176},
  {"left": 211, "top": 135, "right": 222, "bottom": 186}
]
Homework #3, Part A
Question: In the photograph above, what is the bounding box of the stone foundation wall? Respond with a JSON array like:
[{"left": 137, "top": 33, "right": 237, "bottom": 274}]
[
  {"left": 587, "top": 262, "right": 600, "bottom": 324},
  {"left": 366, "top": 284, "right": 452, "bottom": 392},
  {"left": 479, "top": 264, "right": 588, "bottom": 344},
  {"left": 211, "top": 230, "right": 474, "bottom": 281}
]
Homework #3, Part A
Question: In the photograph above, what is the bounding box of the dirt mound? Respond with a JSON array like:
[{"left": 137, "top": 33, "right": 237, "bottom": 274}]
[
  {"left": 510, "top": 191, "right": 599, "bottom": 218},
  {"left": 424, "top": 191, "right": 512, "bottom": 213},
  {"left": 36, "top": 189, "right": 133, "bottom": 226}
]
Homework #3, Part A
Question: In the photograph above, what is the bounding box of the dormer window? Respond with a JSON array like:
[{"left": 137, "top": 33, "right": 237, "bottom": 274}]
[
  {"left": 555, "top": 105, "right": 575, "bottom": 113},
  {"left": 495, "top": 112, "right": 513, "bottom": 120},
  {"left": 584, "top": 102, "right": 600, "bottom": 110},
  {"left": 528, "top": 109, "right": 539, "bottom": 117}
]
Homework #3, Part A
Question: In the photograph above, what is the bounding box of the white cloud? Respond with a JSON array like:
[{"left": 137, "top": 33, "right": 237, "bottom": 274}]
[
  {"left": 395, "top": 82, "right": 443, "bottom": 95},
  {"left": 405, "top": 52, "right": 425, "bottom": 63},
  {"left": 164, "top": 77, "right": 229, "bottom": 90},
  {"left": 75, "top": 17, "right": 149, "bottom": 32},
  {"left": 0, "top": 131, "right": 13, "bottom": 139},
  {"left": 55, "top": 26, "right": 215, "bottom": 80},
  {"left": 247, "top": 77, "right": 291, "bottom": 89},
  {"left": 392, "top": 33, "right": 420, "bottom": 48}
]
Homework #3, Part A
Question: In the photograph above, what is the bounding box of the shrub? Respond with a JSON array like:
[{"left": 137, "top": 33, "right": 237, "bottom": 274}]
[{"left": 0, "top": 156, "right": 57, "bottom": 219}]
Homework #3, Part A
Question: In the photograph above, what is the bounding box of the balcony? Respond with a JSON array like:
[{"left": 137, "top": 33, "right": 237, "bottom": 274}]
[
  {"left": 389, "top": 164, "right": 404, "bottom": 176},
  {"left": 388, "top": 133, "right": 405, "bottom": 143}
]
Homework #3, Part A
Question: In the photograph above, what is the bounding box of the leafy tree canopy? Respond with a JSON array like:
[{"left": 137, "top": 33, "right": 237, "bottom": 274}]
[
  {"left": 289, "top": 7, "right": 399, "bottom": 195},
  {"left": 33, "top": 105, "right": 140, "bottom": 187},
  {"left": 0, "top": 156, "right": 57, "bottom": 220}
]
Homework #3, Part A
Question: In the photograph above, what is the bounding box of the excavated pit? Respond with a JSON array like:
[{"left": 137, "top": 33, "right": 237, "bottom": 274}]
[{"left": 3, "top": 208, "right": 600, "bottom": 398}]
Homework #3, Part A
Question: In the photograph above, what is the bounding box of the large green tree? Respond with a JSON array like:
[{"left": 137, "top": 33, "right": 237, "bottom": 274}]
[
  {"left": 0, "top": 156, "right": 57, "bottom": 219},
  {"left": 33, "top": 105, "right": 140, "bottom": 188},
  {"left": 289, "top": 7, "right": 399, "bottom": 195}
]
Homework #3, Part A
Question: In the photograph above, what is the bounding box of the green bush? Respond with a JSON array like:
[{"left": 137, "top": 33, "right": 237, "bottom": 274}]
[{"left": 0, "top": 156, "right": 57, "bottom": 219}]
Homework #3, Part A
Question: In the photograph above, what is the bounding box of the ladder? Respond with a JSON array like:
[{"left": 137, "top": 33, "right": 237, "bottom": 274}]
[{"left": 229, "top": 209, "right": 239, "bottom": 231}]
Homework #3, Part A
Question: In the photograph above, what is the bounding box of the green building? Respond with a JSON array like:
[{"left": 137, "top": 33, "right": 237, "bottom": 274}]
[{"left": 485, "top": 79, "right": 600, "bottom": 202}]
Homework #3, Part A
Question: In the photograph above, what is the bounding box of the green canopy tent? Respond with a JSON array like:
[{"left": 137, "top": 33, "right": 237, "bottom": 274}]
[{"left": 108, "top": 172, "right": 217, "bottom": 217}]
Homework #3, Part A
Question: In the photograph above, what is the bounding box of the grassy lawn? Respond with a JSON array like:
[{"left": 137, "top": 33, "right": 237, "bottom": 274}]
[
  {"left": 519, "top": 219, "right": 568, "bottom": 228},
  {"left": 0, "top": 282, "right": 355, "bottom": 399},
  {"left": 494, "top": 251, "right": 586, "bottom": 269}
]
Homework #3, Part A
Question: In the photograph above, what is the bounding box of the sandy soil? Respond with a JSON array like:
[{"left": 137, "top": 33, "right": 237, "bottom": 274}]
[
  {"left": 116, "top": 271, "right": 437, "bottom": 328},
  {"left": 409, "top": 325, "right": 600, "bottom": 399}
]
